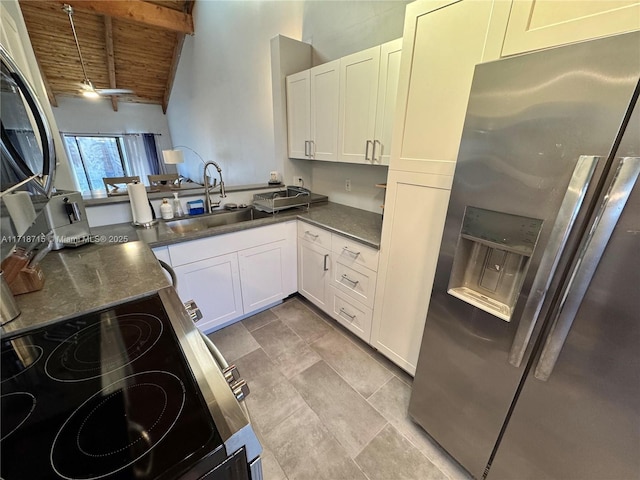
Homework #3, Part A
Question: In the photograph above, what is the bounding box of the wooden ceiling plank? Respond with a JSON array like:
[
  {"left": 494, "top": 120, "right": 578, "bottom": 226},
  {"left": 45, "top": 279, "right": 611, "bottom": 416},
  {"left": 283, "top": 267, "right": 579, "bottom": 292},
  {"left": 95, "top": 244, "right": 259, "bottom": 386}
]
[
  {"left": 103, "top": 16, "right": 118, "bottom": 111},
  {"left": 47, "top": 0, "right": 194, "bottom": 34}
]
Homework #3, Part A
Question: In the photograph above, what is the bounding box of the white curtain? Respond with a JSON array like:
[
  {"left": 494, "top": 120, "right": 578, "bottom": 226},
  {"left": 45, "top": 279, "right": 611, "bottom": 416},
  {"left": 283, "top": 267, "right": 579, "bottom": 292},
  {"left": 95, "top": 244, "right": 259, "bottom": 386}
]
[{"left": 122, "top": 134, "right": 178, "bottom": 185}]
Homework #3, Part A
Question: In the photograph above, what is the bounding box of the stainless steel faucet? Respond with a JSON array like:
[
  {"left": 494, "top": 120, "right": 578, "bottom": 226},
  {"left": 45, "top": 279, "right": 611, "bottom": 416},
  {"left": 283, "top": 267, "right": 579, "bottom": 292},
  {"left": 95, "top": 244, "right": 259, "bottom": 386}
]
[{"left": 203, "top": 160, "right": 226, "bottom": 213}]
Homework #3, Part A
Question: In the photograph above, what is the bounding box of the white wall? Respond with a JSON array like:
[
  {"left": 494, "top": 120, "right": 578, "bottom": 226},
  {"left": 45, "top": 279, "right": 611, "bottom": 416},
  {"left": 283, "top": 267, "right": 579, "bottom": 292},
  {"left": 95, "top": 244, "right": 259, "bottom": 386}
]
[
  {"left": 168, "top": 0, "right": 409, "bottom": 213},
  {"left": 53, "top": 97, "right": 173, "bottom": 140},
  {"left": 167, "top": 1, "right": 304, "bottom": 186}
]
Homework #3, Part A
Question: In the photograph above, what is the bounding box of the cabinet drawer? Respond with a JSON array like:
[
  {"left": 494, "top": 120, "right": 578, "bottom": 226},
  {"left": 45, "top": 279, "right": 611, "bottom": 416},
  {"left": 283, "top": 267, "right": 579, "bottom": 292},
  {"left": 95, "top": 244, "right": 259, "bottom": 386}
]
[
  {"left": 332, "top": 235, "right": 379, "bottom": 272},
  {"left": 331, "top": 260, "right": 377, "bottom": 308},
  {"left": 297, "top": 221, "right": 331, "bottom": 248},
  {"left": 329, "top": 286, "right": 372, "bottom": 342}
]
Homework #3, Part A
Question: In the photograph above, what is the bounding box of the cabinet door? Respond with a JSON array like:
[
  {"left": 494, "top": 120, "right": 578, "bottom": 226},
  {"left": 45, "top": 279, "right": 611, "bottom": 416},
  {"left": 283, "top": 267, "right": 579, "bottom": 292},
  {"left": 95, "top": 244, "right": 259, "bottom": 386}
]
[
  {"left": 298, "top": 239, "right": 330, "bottom": 309},
  {"left": 174, "top": 252, "right": 243, "bottom": 333},
  {"left": 337, "top": 46, "right": 380, "bottom": 164},
  {"left": 372, "top": 169, "right": 453, "bottom": 374},
  {"left": 238, "top": 240, "right": 286, "bottom": 314},
  {"left": 286, "top": 69, "right": 311, "bottom": 159},
  {"left": 502, "top": 1, "right": 640, "bottom": 57},
  {"left": 374, "top": 39, "right": 402, "bottom": 166},
  {"left": 310, "top": 60, "right": 339, "bottom": 161},
  {"left": 390, "top": 0, "right": 498, "bottom": 173}
]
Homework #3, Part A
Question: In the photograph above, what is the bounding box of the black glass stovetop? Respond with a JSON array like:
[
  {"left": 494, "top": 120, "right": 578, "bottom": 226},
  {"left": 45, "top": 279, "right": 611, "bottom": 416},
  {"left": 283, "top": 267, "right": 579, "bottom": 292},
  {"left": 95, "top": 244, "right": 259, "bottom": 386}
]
[{"left": 0, "top": 294, "right": 225, "bottom": 479}]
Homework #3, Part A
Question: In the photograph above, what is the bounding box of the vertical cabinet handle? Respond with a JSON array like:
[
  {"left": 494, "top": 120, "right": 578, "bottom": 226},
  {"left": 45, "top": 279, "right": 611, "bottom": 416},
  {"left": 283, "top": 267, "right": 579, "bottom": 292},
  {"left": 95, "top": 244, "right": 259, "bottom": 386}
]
[
  {"left": 323, "top": 253, "right": 329, "bottom": 271},
  {"left": 365, "top": 140, "right": 373, "bottom": 162},
  {"left": 309, "top": 140, "right": 315, "bottom": 158},
  {"left": 533, "top": 157, "right": 640, "bottom": 381},
  {"left": 508, "top": 156, "right": 599, "bottom": 368},
  {"left": 304, "top": 140, "right": 309, "bottom": 157},
  {"left": 372, "top": 140, "right": 381, "bottom": 164}
]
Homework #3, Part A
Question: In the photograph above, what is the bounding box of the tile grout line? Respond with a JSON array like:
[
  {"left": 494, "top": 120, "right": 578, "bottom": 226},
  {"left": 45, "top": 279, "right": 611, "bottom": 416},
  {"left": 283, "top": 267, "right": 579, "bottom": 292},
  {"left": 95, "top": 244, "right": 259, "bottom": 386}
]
[{"left": 352, "top": 420, "right": 390, "bottom": 461}]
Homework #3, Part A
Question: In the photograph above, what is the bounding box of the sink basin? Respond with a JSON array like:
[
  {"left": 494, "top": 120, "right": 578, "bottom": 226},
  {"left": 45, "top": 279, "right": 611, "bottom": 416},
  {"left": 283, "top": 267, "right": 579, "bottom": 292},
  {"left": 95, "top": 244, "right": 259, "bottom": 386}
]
[{"left": 166, "top": 207, "right": 270, "bottom": 234}]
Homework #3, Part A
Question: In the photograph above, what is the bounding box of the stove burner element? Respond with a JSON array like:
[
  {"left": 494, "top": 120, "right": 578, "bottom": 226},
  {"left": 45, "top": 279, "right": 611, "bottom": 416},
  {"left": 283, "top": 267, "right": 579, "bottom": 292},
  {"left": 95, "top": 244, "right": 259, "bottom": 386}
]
[
  {"left": 45, "top": 314, "right": 163, "bottom": 382},
  {"left": 50, "top": 371, "right": 185, "bottom": 480},
  {"left": 1, "top": 344, "right": 43, "bottom": 384},
  {"left": 1, "top": 392, "right": 36, "bottom": 441}
]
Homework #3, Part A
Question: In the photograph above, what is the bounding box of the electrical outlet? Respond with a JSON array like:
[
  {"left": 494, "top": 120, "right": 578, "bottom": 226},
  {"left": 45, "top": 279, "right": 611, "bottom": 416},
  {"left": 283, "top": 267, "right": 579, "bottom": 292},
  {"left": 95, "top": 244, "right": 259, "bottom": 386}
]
[
  {"left": 345, "top": 179, "right": 351, "bottom": 192},
  {"left": 292, "top": 176, "right": 304, "bottom": 187}
]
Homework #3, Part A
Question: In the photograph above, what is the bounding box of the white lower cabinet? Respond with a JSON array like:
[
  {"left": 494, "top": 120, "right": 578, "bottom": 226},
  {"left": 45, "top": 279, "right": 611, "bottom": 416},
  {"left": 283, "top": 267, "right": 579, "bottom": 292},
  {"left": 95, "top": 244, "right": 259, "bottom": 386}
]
[
  {"left": 174, "top": 252, "right": 244, "bottom": 332},
  {"left": 372, "top": 169, "right": 453, "bottom": 375},
  {"left": 298, "top": 238, "right": 330, "bottom": 310},
  {"left": 162, "top": 221, "right": 297, "bottom": 333},
  {"left": 297, "top": 220, "right": 379, "bottom": 343},
  {"left": 239, "top": 239, "right": 291, "bottom": 313}
]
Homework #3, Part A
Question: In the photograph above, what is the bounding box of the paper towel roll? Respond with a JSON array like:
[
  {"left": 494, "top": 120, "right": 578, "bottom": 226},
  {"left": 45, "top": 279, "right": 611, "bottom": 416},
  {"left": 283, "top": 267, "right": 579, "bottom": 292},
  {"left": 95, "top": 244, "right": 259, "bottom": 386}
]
[
  {"left": 4, "top": 191, "right": 36, "bottom": 236},
  {"left": 127, "top": 182, "right": 153, "bottom": 225}
]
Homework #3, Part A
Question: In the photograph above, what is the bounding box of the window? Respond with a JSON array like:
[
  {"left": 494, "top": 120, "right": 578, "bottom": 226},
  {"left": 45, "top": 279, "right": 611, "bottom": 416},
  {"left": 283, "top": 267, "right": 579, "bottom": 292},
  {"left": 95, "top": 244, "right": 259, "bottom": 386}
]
[
  {"left": 63, "top": 135, "right": 128, "bottom": 193},
  {"left": 62, "top": 133, "right": 164, "bottom": 194}
]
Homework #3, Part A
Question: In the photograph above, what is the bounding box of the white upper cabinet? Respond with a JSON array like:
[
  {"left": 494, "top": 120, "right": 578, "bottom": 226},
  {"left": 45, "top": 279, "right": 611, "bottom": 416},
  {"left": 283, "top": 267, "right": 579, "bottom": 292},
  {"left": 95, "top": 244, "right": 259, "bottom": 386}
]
[
  {"left": 338, "top": 39, "right": 402, "bottom": 165},
  {"left": 338, "top": 45, "right": 381, "bottom": 164},
  {"left": 501, "top": 0, "right": 640, "bottom": 57},
  {"left": 389, "top": 0, "right": 504, "bottom": 174},
  {"left": 286, "top": 70, "right": 310, "bottom": 160},
  {"left": 287, "top": 61, "right": 339, "bottom": 161},
  {"left": 310, "top": 60, "right": 340, "bottom": 161},
  {"left": 286, "top": 40, "right": 401, "bottom": 164},
  {"left": 374, "top": 39, "right": 403, "bottom": 166}
]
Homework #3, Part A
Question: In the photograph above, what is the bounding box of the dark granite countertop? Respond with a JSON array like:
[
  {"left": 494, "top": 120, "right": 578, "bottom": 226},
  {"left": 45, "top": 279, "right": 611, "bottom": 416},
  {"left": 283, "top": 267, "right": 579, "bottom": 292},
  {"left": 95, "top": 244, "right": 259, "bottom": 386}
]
[
  {"left": 1, "top": 241, "right": 171, "bottom": 337},
  {"left": 92, "top": 201, "right": 383, "bottom": 250},
  {"left": 0, "top": 202, "right": 382, "bottom": 337}
]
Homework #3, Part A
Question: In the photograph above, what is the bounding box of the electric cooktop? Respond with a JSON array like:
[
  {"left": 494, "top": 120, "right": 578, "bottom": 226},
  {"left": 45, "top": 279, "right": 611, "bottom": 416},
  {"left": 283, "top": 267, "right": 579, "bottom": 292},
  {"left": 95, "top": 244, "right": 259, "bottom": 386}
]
[{"left": 0, "top": 294, "right": 227, "bottom": 479}]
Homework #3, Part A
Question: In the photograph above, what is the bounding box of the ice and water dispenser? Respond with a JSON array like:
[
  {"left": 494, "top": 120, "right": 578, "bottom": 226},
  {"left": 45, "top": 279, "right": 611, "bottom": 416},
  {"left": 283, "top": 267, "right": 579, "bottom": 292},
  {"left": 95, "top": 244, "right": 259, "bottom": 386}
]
[{"left": 448, "top": 207, "right": 543, "bottom": 321}]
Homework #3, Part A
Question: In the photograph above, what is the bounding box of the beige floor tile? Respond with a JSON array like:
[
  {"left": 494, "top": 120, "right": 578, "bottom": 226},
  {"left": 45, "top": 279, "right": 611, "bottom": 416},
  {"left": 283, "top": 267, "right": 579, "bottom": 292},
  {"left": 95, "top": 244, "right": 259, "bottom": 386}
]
[
  {"left": 272, "top": 298, "right": 333, "bottom": 343},
  {"left": 207, "top": 321, "right": 259, "bottom": 363},
  {"left": 263, "top": 404, "right": 368, "bottom": 480},
  {"left": 290, "top": 361, "right": 387, "bottom": 458},
  {"left": 356, "top": 423, "right": 448, "bottom": 480},
  {"left": 234, "top": 349, "right": 306, "bottom": 435},
  {"left": 368, "top": 376, "right": 471, "bottom": 480},
  {"left": 259, "top": 447, "right": 288, "bottom": 480},
  {"left": 311, "top": 329, "right": 393, "bottom": 398},
  {"left": 243, "top": 309, "right": 279, "bottom": 332},
  {"left": 251, "top": 319, "right": 322, "bottom": 379}
]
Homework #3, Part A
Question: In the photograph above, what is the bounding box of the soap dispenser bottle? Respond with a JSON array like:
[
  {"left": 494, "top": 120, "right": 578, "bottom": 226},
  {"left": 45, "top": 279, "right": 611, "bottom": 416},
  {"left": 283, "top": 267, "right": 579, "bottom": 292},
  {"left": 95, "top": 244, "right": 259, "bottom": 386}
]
[
  {"left": 160, "top": 198, "right": 174, "bottom": 220},
  {"left": 173, "top": 192, "right": 185, "bottom": 217}
]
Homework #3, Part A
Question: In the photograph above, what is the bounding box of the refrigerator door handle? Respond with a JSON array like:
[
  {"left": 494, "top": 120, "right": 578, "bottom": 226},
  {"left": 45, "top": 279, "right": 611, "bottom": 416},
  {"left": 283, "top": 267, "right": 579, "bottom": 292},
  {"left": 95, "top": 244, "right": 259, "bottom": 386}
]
[
  {"left": 534, "top": 157, "right": 640, "bottom": 381},
  {"left": 508, "top": 155, "right": 600, "bottom": 368}
]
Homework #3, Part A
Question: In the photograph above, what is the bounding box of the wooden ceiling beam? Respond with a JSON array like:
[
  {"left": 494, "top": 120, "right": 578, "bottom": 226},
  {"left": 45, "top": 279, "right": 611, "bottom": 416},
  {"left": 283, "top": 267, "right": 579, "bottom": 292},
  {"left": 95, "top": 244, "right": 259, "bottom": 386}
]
[
  {"left": 48, "top": 0, "right": 194, "bottom": 34},
  {"left": 103, "top": 16, "right": 118, "bottom": 112}
]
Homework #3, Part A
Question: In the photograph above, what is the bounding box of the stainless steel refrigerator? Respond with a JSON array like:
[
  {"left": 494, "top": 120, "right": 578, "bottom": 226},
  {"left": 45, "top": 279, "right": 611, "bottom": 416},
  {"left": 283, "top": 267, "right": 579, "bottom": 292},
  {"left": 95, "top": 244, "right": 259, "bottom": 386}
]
[{"left": 408, "top": 31, "right": 640, "bottom": 480}]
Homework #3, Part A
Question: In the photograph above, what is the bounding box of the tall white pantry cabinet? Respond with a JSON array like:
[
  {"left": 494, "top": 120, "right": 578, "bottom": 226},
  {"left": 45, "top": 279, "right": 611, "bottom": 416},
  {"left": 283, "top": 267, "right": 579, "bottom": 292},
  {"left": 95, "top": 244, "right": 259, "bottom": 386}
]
[{"left": 372, "top": 0, "right": 640, "bottom": 375}]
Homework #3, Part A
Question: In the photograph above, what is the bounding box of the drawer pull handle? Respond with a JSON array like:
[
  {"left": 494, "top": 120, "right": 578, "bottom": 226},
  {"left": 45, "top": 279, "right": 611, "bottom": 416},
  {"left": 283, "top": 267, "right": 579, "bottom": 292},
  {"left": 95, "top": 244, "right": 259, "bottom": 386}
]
[
  {"left": 324, "top": 254, "right": 329, "bottom": 271},
  {"left": 339, "top": 308, "right": 356, "bottom": 320},
  {"left": 343, "top": 246, "right": 360, "bottom": 256},
  {"left": 305, "top": 231, "right": 319, "bottom": 239},
  {"left": 341, "top": 274, "right": 359, "bottom": 286}
]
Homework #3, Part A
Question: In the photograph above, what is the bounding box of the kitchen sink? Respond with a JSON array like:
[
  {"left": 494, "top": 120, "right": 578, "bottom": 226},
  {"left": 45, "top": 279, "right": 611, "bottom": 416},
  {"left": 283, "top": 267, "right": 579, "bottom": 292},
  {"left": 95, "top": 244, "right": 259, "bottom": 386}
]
[{"left": 165, "top": 207, "right": 271, "bottom": 234}]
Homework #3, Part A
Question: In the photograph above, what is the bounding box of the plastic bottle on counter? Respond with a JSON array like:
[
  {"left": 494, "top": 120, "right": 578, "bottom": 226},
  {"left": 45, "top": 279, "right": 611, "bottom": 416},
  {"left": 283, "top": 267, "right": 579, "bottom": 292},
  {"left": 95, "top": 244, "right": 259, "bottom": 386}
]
[
  {"left": 160, "top": 198, "right": 174, "bottom": 220},
  {"left": 173, "top": 192, "right": 185, "bottom": 217}
]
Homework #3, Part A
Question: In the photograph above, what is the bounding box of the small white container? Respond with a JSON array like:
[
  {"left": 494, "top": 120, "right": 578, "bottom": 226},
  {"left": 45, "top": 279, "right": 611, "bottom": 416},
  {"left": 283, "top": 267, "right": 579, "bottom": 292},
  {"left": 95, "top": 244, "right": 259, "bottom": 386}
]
[{"left": 160, "top": 198, "right": 174, "bottom": 220}]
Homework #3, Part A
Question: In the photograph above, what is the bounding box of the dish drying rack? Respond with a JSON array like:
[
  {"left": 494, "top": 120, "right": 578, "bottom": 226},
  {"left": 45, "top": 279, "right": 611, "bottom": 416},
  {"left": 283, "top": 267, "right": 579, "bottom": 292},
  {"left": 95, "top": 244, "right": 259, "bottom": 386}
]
[{"left": 253, "top": 186, "right": 311, "bottom": 213}]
